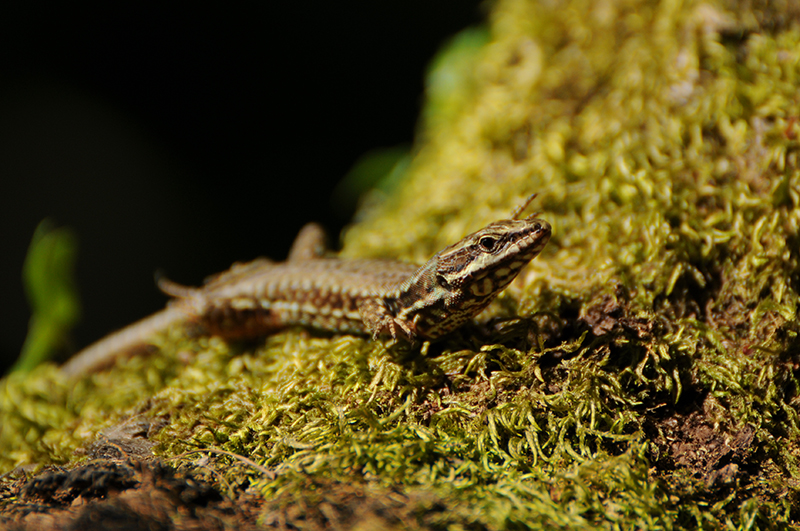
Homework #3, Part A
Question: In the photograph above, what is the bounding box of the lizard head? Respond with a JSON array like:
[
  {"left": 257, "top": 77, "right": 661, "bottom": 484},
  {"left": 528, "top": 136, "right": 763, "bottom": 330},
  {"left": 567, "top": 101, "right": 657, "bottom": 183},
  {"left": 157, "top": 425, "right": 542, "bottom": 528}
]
[
  {"left": 386, "top": 213, "right": 551, "bottom": 341},
  {"left": 434, "top": 215, "right": 551, "bottom": 297}
]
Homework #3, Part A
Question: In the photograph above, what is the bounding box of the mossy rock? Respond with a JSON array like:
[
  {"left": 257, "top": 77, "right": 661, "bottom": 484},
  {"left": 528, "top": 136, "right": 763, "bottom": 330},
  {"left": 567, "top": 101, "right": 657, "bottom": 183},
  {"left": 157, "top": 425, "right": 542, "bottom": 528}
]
[{"left": 3, "top": 0, "right": 800, "bottom": 528}]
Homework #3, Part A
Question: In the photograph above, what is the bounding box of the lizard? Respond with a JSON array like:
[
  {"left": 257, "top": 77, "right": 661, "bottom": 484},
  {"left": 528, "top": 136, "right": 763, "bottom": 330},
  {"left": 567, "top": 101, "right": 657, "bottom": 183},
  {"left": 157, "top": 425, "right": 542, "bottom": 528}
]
[{"left": 60, "top": 198, "right": 551, "bottom": 378}]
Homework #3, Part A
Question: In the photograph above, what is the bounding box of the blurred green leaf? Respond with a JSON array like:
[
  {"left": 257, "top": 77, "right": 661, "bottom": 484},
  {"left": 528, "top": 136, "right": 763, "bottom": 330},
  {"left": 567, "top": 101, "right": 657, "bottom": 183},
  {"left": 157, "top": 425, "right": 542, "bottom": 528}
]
[
  {"left": 423, "top": 26, "right": 490, "bottom": 131},
  {"left": 13, "top": 220, "right": 80, "bottom": 373},
  {"left": 332, "top": 145, "right": 410, "bottom": 218}
]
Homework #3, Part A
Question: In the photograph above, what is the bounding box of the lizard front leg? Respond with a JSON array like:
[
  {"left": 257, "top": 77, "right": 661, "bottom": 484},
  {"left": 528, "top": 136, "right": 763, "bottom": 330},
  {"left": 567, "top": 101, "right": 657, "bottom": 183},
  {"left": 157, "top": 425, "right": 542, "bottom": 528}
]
[{"left": 358, "top": 298, "right": 417, "bottom": 341}]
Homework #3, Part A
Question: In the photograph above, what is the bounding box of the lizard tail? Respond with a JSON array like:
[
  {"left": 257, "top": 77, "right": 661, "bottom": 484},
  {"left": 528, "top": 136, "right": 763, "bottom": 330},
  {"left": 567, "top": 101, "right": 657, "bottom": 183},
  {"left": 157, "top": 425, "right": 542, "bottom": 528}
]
[{"left": 60, "top": 306, "right": 186, "bottom": 379}]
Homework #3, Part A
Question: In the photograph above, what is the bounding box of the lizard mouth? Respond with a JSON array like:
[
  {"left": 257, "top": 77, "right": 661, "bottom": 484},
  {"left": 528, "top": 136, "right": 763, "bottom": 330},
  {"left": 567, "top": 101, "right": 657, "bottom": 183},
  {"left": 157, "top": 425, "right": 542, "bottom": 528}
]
[{"left": 518, "top": 218, "right": 551, "bottom": 257}]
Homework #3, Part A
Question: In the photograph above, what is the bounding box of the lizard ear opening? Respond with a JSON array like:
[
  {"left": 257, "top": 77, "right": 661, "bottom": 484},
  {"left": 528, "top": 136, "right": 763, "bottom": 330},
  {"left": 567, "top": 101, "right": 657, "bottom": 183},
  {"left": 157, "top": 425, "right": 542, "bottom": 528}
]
[{"left": 435, "top": 272, "right": 453, "bottom": 290}]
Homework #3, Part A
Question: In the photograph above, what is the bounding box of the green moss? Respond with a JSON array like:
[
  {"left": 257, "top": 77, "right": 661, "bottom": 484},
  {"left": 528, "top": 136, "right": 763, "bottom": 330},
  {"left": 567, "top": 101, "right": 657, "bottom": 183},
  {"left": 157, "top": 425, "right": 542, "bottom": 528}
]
[{"left": 4, "top": 0, "right": 800, "bottom": 528}]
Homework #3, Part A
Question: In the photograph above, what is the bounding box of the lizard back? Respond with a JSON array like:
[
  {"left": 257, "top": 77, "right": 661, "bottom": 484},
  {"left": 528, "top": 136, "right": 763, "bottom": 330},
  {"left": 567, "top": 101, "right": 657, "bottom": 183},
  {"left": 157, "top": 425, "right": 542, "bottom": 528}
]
[{"left": 168, "top": 258, "right": 420, "bottom": 338}]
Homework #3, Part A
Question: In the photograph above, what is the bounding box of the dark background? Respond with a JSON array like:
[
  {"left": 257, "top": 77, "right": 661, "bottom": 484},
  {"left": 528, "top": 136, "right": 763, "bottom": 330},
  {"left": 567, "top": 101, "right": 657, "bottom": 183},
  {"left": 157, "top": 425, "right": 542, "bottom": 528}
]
[{"left": 0, "top": 2, "right": 484, "bottom": 372}]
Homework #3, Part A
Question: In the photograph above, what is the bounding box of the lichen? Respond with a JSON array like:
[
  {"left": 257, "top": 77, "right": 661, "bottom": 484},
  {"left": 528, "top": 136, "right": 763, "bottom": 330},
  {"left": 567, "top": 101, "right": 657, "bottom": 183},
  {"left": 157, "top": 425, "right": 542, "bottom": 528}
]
[{"left": 3, "top": 0, "right": 800, "bottom": 528}]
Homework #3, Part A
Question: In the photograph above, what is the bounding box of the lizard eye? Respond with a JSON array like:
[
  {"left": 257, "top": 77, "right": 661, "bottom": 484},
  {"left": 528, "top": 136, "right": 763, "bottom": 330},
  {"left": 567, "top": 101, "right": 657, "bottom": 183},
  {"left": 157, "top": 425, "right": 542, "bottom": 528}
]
[{"left": 479, "top": 236, "right": 499, "bottom": 252}]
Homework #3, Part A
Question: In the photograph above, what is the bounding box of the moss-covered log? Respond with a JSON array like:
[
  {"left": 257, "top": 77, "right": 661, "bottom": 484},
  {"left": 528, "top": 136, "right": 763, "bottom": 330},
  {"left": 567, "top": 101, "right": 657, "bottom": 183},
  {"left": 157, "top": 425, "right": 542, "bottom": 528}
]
[{"left": 3, "top": 0, "right": 800, "bottom": 528}]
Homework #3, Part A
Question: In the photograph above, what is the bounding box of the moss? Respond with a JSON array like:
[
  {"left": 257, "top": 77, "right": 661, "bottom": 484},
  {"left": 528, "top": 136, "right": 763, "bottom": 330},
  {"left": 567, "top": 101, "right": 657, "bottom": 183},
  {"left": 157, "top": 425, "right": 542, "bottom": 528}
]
[{"left": 4, "top": 0, "right": 800, "bottom": 528}]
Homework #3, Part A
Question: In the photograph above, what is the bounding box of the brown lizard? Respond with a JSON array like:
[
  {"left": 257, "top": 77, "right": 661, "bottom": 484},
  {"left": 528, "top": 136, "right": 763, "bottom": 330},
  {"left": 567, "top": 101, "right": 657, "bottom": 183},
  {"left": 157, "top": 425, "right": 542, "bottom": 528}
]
[{"left": 61, "top": 199, "right": 551, "bottom": 378}]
